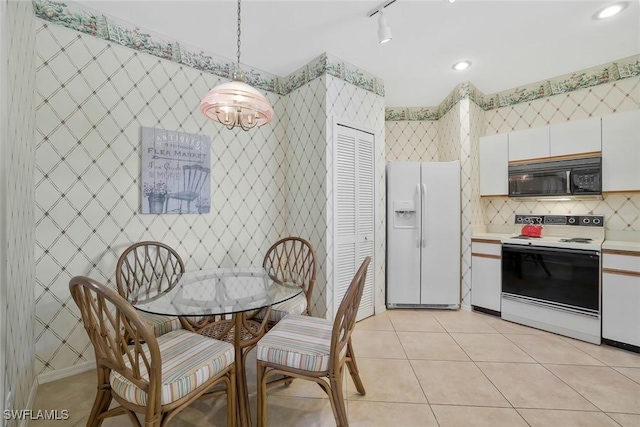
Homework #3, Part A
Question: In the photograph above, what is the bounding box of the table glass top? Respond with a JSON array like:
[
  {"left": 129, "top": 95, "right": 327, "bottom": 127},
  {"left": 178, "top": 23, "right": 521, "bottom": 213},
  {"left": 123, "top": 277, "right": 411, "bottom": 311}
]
[{"left": 131, "top": 267, "right": 303, "bottom": 317}]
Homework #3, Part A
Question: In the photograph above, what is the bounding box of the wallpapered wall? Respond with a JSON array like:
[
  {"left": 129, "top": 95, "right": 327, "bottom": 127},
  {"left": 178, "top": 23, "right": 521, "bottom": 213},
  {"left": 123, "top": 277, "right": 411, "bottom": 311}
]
[
  {"left": 483, "top": 76, "right": 640, "bottom": 231},
  {"left": 325, "top": 74, "right": 386, "bottom": 317},
  {"left": 34, "top": 21, "right": 288, "bottom": 374},
  {"left": 3, "top": 0, "right": 37, "bottom": 421},
  {"left": 34, "top": 20, "right": 387, "bottom": 376},
  {"left": 385, "top": 120, "right": 439, "bottom": 162},
  {"left": 284, "top": 73, "right": 386, "bottom": 320},
  {"left": 285, "top": 77, "right": 328, "bottom": 317}
]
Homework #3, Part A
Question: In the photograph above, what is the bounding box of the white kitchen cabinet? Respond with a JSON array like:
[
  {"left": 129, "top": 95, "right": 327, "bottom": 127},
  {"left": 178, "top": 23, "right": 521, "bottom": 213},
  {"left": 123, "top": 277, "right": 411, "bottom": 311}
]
[
  {"left": 508, "top": 126, "right": 550, "bottom": 162},
  {"left": 602, "top": 250, "right": 640, "bottom": 347},
  {"left": 479, "top": 133, "right": 509, "bottom": 196},
  {"left": 471, "top": 240, "right": 502, "bottom": 313},
  {"left": 550, "top": 117, "right": 601, "bottom": 157},
  {"left": 602, "top": 110, "right": 640, "bottom": 192}
]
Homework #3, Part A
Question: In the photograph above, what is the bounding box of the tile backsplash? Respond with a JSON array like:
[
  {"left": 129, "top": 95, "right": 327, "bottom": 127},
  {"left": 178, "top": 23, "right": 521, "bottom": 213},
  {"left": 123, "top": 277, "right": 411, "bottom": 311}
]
[{"left": 483, "top": 194, "right": 640, "bottom": 232}]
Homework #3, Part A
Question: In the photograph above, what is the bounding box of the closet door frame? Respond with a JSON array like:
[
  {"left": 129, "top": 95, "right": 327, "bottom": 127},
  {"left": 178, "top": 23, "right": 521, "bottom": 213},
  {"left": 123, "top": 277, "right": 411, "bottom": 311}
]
[{"left": 332, "top": 118, "right": 376, "bottom": 321}]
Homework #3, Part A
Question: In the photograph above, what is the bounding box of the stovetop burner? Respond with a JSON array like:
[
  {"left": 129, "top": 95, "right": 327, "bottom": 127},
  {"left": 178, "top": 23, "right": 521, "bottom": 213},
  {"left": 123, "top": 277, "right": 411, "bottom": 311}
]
[
  {"left": 513, "top": 235, "right": 541, "bottom": 239},
  {"left": 559, "top": 237, "right": 593, "bottom": 243}
]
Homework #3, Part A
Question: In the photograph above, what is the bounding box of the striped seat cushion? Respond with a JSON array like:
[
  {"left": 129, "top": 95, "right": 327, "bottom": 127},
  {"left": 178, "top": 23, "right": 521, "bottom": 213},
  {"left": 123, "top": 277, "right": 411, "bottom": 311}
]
[
  {"left": 255, "top": 293, "right": 308, "bottom": 323},
  {"left": 257, "top": 314, "right": 342, "bottom": 372},
  {"left": 139, "top": 312, "right": 182, "bottom": 337},
  {"left": 110, "top": 330, "right": 234, "bottom": 406}
]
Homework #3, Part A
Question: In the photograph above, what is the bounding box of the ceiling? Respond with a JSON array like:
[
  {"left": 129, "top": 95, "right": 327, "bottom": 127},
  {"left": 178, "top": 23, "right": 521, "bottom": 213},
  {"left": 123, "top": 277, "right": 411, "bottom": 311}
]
[{"left": 76, "top": 1, "right": 640, "bottom": 107}]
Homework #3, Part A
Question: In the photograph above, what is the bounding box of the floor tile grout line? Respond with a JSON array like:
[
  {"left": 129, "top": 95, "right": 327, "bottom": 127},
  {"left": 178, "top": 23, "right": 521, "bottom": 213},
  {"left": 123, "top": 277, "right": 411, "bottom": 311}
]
[
  {"left": 390, "top": 312, "right": 442, "bottom": 427},
  {"left": 481, "top": 312, "right": 616, "bottom": 419},
  {"left": 610, "top": 367, "right": 640, "bottom": 386},
  {"left": 499, "top": 331, "right": 605, "bottom": 367},
  {"left": 538, "top": 361, "right": 635, "bottom": 415},
  {"left": 444, "top": 315, "right": 527, "bottom": 417}
]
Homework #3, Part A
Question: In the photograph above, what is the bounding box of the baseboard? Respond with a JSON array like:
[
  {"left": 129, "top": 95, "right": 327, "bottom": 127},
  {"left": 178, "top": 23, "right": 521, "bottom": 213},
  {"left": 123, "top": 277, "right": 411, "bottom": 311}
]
[
  {"left": 602, "top": 338, "right": 640, "bottom": 354},
  {"left": 18, "top": 378, "right": 39, "bottom": 427},
  {"left": 471, "top": 305, "right": 501, "bottom": 317},
  {"left": 37, "top": 361, "right": 95, "bottom": 385}
]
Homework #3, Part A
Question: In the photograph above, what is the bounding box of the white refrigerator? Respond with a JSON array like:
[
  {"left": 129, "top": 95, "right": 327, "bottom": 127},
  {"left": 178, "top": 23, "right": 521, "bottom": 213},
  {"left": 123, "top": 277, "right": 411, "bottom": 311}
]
[{"left": 386, "top": 161, "right": 461, "bottom": 308}]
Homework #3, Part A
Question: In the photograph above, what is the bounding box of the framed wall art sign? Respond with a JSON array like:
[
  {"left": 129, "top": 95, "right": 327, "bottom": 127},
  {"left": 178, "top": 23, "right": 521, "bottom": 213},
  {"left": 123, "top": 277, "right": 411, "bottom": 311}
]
[{"left": 141, "top": 127, "right": 211, "bottom": 214}]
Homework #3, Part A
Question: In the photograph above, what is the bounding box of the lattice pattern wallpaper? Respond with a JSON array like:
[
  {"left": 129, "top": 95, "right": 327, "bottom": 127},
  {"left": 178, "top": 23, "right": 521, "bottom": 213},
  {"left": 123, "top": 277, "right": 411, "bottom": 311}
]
[
  {"left": 34, "top": 22, "right": 288, "bottom": 374},
  {"left": 385, "top": 121, "right": 439, "bottom": 162},
  {"left": 285, "top": 78, "right": 327, "bottom": 317},
  {"left": 325, "top": 74, "right": 386, "bottom": 318},
  {"left": 482, "top": 77, "right": 640, "bottom": 230},
  {"left": 4, "top": 1, "right": 37, "bottom": 421}
]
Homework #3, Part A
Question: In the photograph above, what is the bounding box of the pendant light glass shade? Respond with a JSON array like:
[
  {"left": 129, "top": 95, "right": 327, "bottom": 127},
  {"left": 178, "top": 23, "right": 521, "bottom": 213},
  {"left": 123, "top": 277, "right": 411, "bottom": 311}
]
[
  {"left": 200, "top": 72, "right": 274, "bottom": 131},
  {"left": 200, "top": 0, "right": 274, "bottom": 131}
]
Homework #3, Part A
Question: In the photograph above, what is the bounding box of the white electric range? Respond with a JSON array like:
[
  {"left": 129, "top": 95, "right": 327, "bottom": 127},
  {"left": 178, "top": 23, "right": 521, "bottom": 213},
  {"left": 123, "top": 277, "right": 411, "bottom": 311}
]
[{"left": 500, "top": 214, "right": 604, "bottom": 344}]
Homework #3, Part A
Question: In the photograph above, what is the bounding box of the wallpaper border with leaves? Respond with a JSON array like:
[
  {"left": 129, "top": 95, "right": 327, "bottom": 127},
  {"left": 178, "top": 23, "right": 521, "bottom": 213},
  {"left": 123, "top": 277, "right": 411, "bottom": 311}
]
[
  {"left": 386, "top": 55, "right": 640, "bottom": 121},
  {"left": 32, "top": 0, "right": 385, "bottom": 97},
  {"left": 33, "top": 1, "right": 637, "bottom": 120}
]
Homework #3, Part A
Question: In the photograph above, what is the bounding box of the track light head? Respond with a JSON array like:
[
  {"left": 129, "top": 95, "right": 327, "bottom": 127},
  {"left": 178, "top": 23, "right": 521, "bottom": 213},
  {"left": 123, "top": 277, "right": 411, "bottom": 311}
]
[{"left": 378, "top": 8, "right": 393, "bottom": 44}]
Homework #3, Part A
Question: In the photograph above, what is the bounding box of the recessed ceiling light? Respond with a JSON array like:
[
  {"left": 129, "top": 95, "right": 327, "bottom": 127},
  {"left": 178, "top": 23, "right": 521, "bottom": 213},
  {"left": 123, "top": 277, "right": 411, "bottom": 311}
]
[
  {"left": 594, "top": 2, "right": 628, "bottom": 19},
  {"left": 452, "top": 61, "right": 472, "bottom": 71},
  {"left": 448, "top": 0, "right": 456, "bottom": 3}
]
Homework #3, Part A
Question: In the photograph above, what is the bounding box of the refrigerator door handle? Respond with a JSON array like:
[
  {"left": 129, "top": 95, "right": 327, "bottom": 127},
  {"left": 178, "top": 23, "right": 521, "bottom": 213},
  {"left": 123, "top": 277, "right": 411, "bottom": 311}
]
[
  {"left": 415, "top": 184, "right": 421, "bottom": 248},
  {"left": 422, "top": 183, "right": 427, "bottom": 247}
]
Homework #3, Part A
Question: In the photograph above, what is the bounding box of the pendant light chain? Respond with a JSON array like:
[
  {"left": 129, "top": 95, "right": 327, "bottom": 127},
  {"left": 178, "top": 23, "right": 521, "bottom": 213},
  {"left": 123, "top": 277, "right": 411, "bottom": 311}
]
[{"left": 236, "top": 0, "right": 242, "bottom": 71}]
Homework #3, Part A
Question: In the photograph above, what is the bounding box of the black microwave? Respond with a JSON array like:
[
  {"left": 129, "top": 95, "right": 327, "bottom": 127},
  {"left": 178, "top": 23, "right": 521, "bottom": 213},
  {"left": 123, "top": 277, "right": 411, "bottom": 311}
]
[{"left": 508, "top": 156, "right": 602, "bottom": 199}]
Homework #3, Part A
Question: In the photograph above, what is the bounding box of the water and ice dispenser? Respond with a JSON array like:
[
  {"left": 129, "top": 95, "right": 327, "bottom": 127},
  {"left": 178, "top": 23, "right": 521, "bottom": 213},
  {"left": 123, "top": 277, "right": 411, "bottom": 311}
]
[{"left": 393, "top": 200, "right": 417, "bottom": 228}]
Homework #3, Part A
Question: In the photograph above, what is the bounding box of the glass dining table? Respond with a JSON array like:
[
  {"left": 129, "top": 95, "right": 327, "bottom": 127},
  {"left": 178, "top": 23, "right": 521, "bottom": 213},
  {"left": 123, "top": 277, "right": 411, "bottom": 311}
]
[{"left": 131, "top": 267, "right": 303, "bottom": 427}]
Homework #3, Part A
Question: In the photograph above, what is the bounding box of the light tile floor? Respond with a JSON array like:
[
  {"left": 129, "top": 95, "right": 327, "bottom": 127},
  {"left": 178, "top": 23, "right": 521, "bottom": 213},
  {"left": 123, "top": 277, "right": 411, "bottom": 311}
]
[{"left": 30, "top": 309, "right": 640, "bottom": 426}]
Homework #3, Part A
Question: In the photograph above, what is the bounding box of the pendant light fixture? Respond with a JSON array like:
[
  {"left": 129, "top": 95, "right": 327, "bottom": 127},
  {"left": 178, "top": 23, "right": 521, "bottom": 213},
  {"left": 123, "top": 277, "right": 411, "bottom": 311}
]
[{"left": 200, "top": 0, "right": 274, "bottom": 131}]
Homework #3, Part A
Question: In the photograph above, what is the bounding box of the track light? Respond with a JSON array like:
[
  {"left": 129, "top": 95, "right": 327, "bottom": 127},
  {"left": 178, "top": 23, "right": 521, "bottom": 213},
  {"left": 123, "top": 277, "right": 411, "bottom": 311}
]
[
  {"left": 368, "top": 1, "right": 396, "bottom": 44},
  {"left": 378, "top": 8, "right": 393, "bottom": 44}
]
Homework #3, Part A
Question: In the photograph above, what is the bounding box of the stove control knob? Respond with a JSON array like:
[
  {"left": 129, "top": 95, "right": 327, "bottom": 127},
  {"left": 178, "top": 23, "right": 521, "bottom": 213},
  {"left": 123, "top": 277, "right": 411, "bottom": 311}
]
[
  {"left": 583, "top": 218, "right": 590, "bottom": 224},
  {"left": 593, "top": 218, "right": 601, "bottom": 225},
  {"left": 568, "top": 217, "right": 576, "bottom": 224}
]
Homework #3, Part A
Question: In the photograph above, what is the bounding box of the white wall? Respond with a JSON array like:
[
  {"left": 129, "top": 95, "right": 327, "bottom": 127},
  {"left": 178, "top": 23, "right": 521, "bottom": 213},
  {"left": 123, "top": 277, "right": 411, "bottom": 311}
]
[
  {"left": 284, "top": 77, "right": 327, "bottom": 316},
  {"left": 2, "top": 1, "right": 37, "bottom": 422}
]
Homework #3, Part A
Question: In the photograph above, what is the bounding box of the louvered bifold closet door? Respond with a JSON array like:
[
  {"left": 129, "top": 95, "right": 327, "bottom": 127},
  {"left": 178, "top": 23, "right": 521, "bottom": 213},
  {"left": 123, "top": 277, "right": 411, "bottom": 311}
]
[
  {"left": 335, "top": 126, "right": 357, "bottom": 318},
  {"left": 356, "top": 131, "right": 375, "bottom": 320},
  {"left": 334, "top": 124, "right": 375, "bottom": 321}
]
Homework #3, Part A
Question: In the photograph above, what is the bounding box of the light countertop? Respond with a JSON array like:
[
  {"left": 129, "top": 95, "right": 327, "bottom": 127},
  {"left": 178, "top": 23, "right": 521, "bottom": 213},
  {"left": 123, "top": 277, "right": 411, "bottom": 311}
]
[{"left": 471, "top": 233, "right": 511, "bottom": 242}]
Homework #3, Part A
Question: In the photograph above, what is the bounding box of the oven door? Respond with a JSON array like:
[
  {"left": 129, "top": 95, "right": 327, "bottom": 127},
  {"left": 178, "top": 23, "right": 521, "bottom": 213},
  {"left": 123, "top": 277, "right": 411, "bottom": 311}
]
[{"left": 501, "top": 244, "right": 600, "bottom": 314}]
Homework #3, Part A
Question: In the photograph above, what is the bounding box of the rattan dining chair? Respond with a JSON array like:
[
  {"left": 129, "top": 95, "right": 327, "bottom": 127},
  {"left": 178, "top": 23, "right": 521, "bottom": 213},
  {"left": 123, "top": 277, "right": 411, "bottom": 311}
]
[
  {"left": 116, "top": 241, "right": 186, "bottom": 337},
  {"left": 258, "top": 237, "right": 317, "bottom": 326},
  {"left": 69, "top": 276, "right": 236, "bottom": 427},
  {"left": 256, "top": 256, "right": 371, "bottom": 427}
]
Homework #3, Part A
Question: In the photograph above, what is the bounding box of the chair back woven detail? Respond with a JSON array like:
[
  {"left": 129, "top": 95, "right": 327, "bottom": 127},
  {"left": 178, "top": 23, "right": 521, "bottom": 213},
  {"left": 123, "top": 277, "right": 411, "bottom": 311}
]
[
  {"left": 331, "top": 256, "right": 370, "bottom": 369},
  {"left": 70, "top": 276, "right": 162, "bottom": 407},
  {"left": 69, "top": 276, "right": 236, "bottom": 427},
  {"left": 116, "top": 241, "right": 185, "bottom": 302},
  {"left": 263, "top": 237, "right": 317, "bottom": 312}
]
